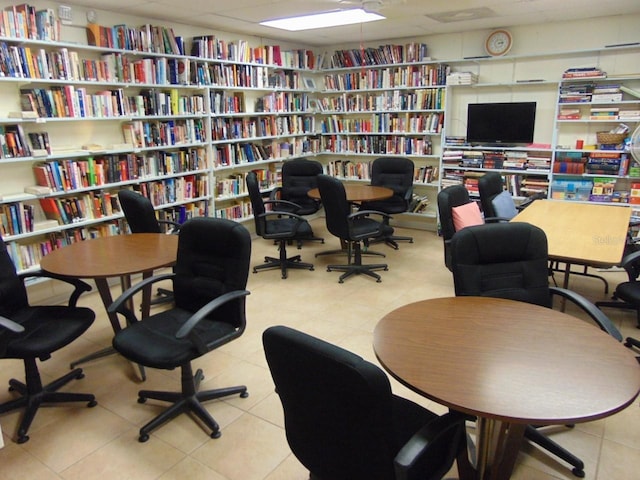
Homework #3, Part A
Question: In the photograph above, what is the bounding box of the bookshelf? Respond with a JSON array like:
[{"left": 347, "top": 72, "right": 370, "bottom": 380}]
[{"left": 316, "top": 57, "right": 449, "bottom": 226}]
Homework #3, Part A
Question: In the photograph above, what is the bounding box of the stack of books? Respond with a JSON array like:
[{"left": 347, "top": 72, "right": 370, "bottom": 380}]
[
  {"left": 619, "top": 109, "right": 640, "bottom": 121},
  {"left": 585, "top": 152, "right": 622, "bottom": 174},
  {"left": 444, "top": 136, "right": 466, "bottom": 146},
  {"left": 558, "top": 82, "right": 593, "bottom": 103},
  {"left": 562, "top": 67, "right": 606, "bottom": 79},
  {"left": 526, "top": 152, "right": 552, "bottom": 171},
  {"left": 442, "top": 150, "right": 463, "bottom": 166},
  {"left": 591, "top": 84, "right": 622, "bottom": 102},
  {"left": 554, "top": 152, "right": 586, "bottom": 174},
  {"left": 461, "top": 150, "right": 484, "bottom": 168},
  {"left": 446, "top": 72, "right": 478, "bottom": 85},
  {"left": 590, "top": 107, "right": 619, "bottom": 120},
  {"left": 503, "top": 151, "right": 527, "bottom": 170},
  {"left": 557, "top": 107, "right": 581, "bottom": 120},
  {"left": 483, "top": 152, "right": 505, "bottom": 169}
]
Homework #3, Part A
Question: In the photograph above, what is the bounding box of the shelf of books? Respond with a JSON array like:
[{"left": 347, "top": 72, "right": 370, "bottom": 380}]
[{"left": 552, "top": 70, "right": 640, "bottom": 205}]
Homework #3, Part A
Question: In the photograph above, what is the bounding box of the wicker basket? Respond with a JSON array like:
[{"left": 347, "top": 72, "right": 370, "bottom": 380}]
[{"left": 596, "top": 132, "right": 627, "bottom": 144}]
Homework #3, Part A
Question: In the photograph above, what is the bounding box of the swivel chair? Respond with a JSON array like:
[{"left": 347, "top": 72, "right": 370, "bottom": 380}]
[
  {"left": 118, "top": 189, "right": 181, "bottom": 305},
  {"left": 0, "top": 235, "right": 97, "bottom": 443},
  {"left": 317, "top": 174, "right": 392, "bottom": 283},
  {"left": 449, "top": 221, "right": 623, "bottom": 478},
  {"left": 437, "top": 184, "right": 501, "bottom": 271},
  {"left": 270, "top": 158, "right": 324, "bottom": 246},
  {"left": 596, "top": 249, "right": 640, "bottom": 356},
  {"left": 110, "top": 217, "right": 251, "bottom": 442},
  {"left": 263, "top": 325, "right": 467, "bottom": 480},
  {"left": 359, "top": 157, "right": 415, "bottom": 249},
  {"left": 477, "top": 172, "right": 518, "bottom": 220},
  {"left": 246, "top": 170, "right": 315, "bottom": 279}
]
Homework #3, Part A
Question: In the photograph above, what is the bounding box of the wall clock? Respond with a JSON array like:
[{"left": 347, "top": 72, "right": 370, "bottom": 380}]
[{"left": 485, "top": 29, "right": 513, "bottom": 56}]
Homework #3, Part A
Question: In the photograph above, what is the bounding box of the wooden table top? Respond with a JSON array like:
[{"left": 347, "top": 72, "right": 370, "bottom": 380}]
[
  {"left": 373, "top": 296, "right": 640, "bottom": 425},
  {"left": 308, "top": 184, "right": 393, "bottom": 202},
  {"left": 511, "top": 200, "right": 630, "bottom": 266},
  {"left": 40, "top": 233, "right": 179, "bottom": 279}
]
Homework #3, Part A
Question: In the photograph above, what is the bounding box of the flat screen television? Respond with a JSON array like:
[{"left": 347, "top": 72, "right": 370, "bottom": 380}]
[{"left": 466, "top": 102, "right": 536, "bottom": 146}]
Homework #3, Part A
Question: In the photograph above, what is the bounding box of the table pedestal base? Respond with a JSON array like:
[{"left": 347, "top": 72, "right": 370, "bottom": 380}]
[{"left": 459, "top": 419, "right": 526, "bottom": 480}]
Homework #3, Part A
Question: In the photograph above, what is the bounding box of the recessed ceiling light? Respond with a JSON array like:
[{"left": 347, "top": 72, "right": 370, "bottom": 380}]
[{"left": 260, "top": 8, "right": 385, "bottom": 32}]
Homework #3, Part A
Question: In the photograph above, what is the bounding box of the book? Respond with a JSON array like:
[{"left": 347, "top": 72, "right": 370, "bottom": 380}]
[{"left": 620, "top": 85, "right": 640, "bottom": 99}]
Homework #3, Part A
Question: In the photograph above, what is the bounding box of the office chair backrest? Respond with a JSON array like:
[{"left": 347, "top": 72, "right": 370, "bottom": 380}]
[
  {"left": 281, "top": 159, "right": 323, "bottom": 212},
  {"left": 437, "top": 184, "right": 472, "bottom": 243},
  {"left": 316, "top": 174, "right": 351, "bottom": 239},
  {"left": 246, "top": 171, "right": 268, "bottom": 236},
  {"left": 118, "top": 189, "right": 162, "bottom": 233},
  {"left": 450, "top": 222, "right": 552, "bottom": 307},
  {"left": 478, "top": 172, "right": 504, "bottom": 217},
  {"left": 0, "top": 237, "right": 28, "bottom": 321},
  {"left": 370, "top": 156, "right": 414, "bottom": 198},
  {"left": 264, "top": 325, "right": 460, "bottom": 480},
  {"left": 172, "top": 217, "right": 251, "bottom": 325}
]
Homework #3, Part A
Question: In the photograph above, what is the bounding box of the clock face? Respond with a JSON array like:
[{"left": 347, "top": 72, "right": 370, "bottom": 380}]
[{"left": 485, "top": 30, "right": 513, "bottom": 56}]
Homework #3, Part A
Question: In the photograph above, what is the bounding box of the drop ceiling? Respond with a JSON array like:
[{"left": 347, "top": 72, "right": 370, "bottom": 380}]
[{"left": 63, "top": 0, "right": 640, "bottom": 47}]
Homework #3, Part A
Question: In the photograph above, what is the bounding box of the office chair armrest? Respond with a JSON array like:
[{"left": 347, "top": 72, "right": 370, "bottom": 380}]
[
  {"left": 394, "top": 411, "right": 467, "bottom": 480},
  {"left": 620, "top": 249, "right": 640, "bottom": 270},
  {"left": 264, "top": 198, "right": 302, "bottom": 213},
  {"left": 108, "top": 273, "right": 175, "bottom": 324},
  {"left": 176, "top": 290, "right": 250, "bottom": 354},
  {"left": 258, "top": 211, "right": 310, "bottom": 236},
  {"left": 158, "top": 219, "right": 182, "bottom": 234},
  {"left": 18, "top": 270, "right": 92, "bottom": 307},
  {"left": 549, "top": 286, "right": 623, "bottom": 341},
  {"left": 349, "top": 209, "right": 392, "bottom": 222},
  {"left": 269, "top": 187, "right": 282, "bottom": 200},
  {"left": 0, "top": 315, "right": 25, "bottom": 333},
  {"left": 484, "top": 216, "right": 511, "bottom": 223}
]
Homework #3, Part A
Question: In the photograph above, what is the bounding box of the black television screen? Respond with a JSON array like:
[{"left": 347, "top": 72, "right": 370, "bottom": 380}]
[{"left": 466, "top": 102, "right": 536, "bottom": 146}]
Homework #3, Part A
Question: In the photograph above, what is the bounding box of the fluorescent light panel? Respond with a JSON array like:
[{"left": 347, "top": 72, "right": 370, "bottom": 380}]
[{"left": 260, "top": 8, "right": 385, "bottom": 31}]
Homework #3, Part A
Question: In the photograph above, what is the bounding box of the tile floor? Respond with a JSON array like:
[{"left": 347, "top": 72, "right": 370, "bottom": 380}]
[{"left": 1, "top": 217, "right": 639, "bottom": 480}]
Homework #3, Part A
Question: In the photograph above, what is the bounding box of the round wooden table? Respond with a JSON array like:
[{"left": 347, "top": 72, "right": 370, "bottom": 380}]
[
  {"left": 307, "top": 184, "right": 393, "bottom": 202},
  {"left": 40, "top": 234, "right": 179, "bottom": 373},
  {"left": 373, "top": 296, "right": 640, "bottom": 480}
]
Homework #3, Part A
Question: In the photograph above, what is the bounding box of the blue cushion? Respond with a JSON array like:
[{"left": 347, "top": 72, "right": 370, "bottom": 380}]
[{"left": 491, "top": 191, "right": 518, "bottom": 219}]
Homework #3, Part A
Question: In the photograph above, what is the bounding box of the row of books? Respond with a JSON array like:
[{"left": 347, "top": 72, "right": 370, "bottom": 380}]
[
  {"left": 120, "top": 119, "right": 205, "bottom": 148},
  {"left": 38, "top": 191, "right": 120, "bottom": 226},
  {"left": 0, "top": 123, "right": 31, "bottom": 158},
  {"left": 316, "top": 88, "right": 446, "bottom": 112},
  {"left": 215, "top": 199, "right": 252, "bottom": 221},
  {"left": 323, "top": 63, "right": 450, "bottom": 90},
  {"left": 215, "top": 168, "right": 278, "bottom": 198},
  {"left": 321, "top": 135, "right": 434, "bottom": 156},
  {"left": 0, "top": 202, "right": 34, "bottom": 236},
  {"left": 211, "top": 115, "right": 315, "bottom": 142},
  {"left": 30, "top": 149, "right": 208, "bottom": 191},
  {"left": 212, "top": 138, "right": 318, "bottom": 168},
  {"left": 0, "top": 4, "right": 60, "bottom": 41},
  {"left": 319, "top": 113, "right": 443, "bottom": 135},
  {"left": 328, "top": 43, "right": 429, "bottom": 68},
  {"left": 130, "top": 176, "right": 208, "bottom": 207},
  {"left": 6, "top": 223, "right": 124, "bottom": 271},
  {"left": 442, "top": 150, "right": 551, "bottom": 171}
]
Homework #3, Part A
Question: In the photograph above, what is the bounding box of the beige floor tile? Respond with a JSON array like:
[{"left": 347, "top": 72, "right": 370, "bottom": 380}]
[
  {"left": 158, "top": 456, "right": 228, "bottom": 480},
  {"left": 0, "top": 442, "right": 61, "bottom": 480}
]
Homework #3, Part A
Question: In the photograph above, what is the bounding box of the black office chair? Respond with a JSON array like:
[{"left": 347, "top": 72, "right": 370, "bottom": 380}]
[
  {"left": 246, "top": 170, "right": 315, "bottom": 279},
  {"left": 437, "top": 184, "right": 502, "bottom": 271},
  {"left": 263, "top": 325, "right": 467, "bottom": 480},
  {"left": 596, "top": 249, "right": 640, "bottom": 356},
  {"left": 270, "top": 158, "right": 324, "bottom": 246},
  {"left": 317, "top": 174, "right": 392, "bottom": 283},
  {"left": 0, "top": 236, "right": 97, "bottom": 444},
  {"left": 118, "top": 189, "right": 181, "bottom": 305},
  {"left": 477, "top": 172, "right": 518, "bottom": 220},
  {"left": 109, "top": 217, "right": 251, "bottom": 442},
  {"left": 359, "top": 157, "right": 414, "bottom": 249},
  {"left": 450, "top": 221, "right": 623, "bottom": 478}
]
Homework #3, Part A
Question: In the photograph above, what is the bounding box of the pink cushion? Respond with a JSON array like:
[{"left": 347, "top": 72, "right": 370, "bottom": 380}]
[{"left": 452, "top": 202, "right": 484, "bottom": 231}]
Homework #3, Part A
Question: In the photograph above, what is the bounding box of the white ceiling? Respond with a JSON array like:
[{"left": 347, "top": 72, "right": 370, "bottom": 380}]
[{"left": 63, "top": 0, "right": 640, "bottom": 47}]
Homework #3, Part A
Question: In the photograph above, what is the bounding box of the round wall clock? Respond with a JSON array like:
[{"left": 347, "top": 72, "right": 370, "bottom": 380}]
[{"left": 485, "top": 29, "right": 513, "bottom": 56}]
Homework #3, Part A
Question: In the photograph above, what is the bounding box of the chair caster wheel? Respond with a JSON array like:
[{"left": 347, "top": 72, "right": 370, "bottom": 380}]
[
  {"left": 76, "top": 372, "right": 85, "bottom": 380},
  {"left": 376, "top": 279, "right": 382, "bottom": 283},
  {"left": 17, "top": 434, "right": 29, "bottom": 444},
  {"left": 138, "top": 433, "right": 149, "bottom": 442},
  {"left": 572, "top": 467, "right": 585, "bottom": 478},
  {"left": 8, "top": 386, "right": 14, "bottom": 392},
  {"left": 87, "top": 400, "right": 98, "bottom": 407},
  {"left": 138, "top": 397, "right": 147, "bottom": 404},
  {"left": 310, "top": 267, "right": 314, "bottom": 271},
  {"left": 211, "top": 430, "right": 221, "bottom": 439},
  {"left": 240, "top": 391, "right": 249, "bottom": 398}
]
